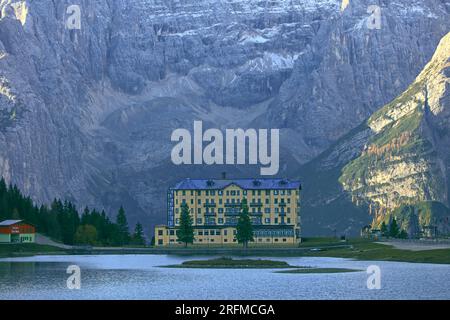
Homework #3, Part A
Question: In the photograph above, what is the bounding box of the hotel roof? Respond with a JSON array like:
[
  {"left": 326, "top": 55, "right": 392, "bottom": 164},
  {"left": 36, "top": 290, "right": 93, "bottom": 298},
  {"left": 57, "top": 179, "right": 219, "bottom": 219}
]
[{"left": 172, "top": 179, "right": 301, "bottom": 190}]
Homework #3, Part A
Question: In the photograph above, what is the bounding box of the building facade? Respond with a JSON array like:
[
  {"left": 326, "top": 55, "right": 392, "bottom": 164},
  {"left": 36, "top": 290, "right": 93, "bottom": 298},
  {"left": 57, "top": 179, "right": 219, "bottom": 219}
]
[
  {"left": 155, "top": 179, "right": 301, "bottom": 246},
  {"left": 0, "top": 220, "right": 36, "bottom": 243}
]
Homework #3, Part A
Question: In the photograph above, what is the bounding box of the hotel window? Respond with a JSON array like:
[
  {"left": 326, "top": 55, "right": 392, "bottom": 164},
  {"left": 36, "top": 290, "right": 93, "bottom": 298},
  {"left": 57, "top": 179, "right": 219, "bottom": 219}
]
[
  {"left": 257, "top": 190, "right": 261, "bottom": 196},
  {"left": 190, "top": 190, "right": 194, "bottom": 196},
  {"left": 252, "top": 190, "right": 256, "bottom": 196},
  {"left": 224, "top": 230, "right": 228, "bottom": 236},
  {"left": 281, "top": 190, "right": 285, "bottom": 195},
  {"left": 287, "top": 198, "right": 291, "bottom": 204},
  {"left": 211, "top": 190, "right": 215, "bottom": 196},
  {"left": 275, "top": 208, "right": 279, "bottom": 213},
  {"left": 176, "top": 219, "right": 180, "bottom": 224},
  {"left": 219, "top": 199, "right": 223, "bottom": 205},
  {"left": 265, "top": 218, "right": 270, "bottom": 224},
  {"left": 175, "top": 208, "right": 179, "bottom": 214},
  {"left": 231, "top": 190, "right": 236, "bottom": 196},
  {"left": 197, "top": 218, "right": 202, "bottom": 224},
  {"left": 274, "top": 198, "right": 278, "bottom": 204},
  {"left": 191, "top": 199, "right": 194, "bottom": 205},
  {"left": 233, "top": 230, "right": 237, "bottom": 235},
  {"left": 287, "top": 218, "right": 291, "bottom": 224},
  {"left": 215, "top": 230, "right": 221, "bottom": 236},
  {"left": 287, "top": 190, "right": 291, "bottom": 195},
  {"left": 197, "top": 190, "right": 201, "bottom": 196},
  {"left": 218, "top": 218, "right": 224, "bottom": 224},
  {"left": 265, "top": 199, "right": 269, "bottom": 204},
  {"left": 169, "top": 230, "right": 175, "bottom": 236},
  {"left": 205, "top": 190, "right": 209, "bottom": 196},
  {"left": 226, "top": 191, "right": 230, "bottom": 196},
  {"left": 237, "top": 190, "right": 240, "bottom": 196},
  {"left": 204, "top": 231, "right": 209, "bottom": 236},
  {"left": 198, "top": 199, "right": 201, "bottom": 204},
  {"left": 224, "top": 239, "right": 228, "bottom": 242},
  {"left": 265, "top": 208, "right": 270, "bottom": 213},
  {"left": 218, "top": 190, "right": 223, "bottom": 195},
  {"left": 274, "top": 190, "right": 279, "bottom": 195},
  {"left": 287, "top": 208, "right": 291, "bottom": 213},
  {"left": 199, "top": 231, "right": 203, "bottom": 236},
  {"left": 274, "top": 218, "right": 278, "bottom": 224},
  {"left": 197, "top": 208, "right": 201, "bottom": 214},
  {"left": 218, "top": 208, "right": 224, "bottom": 213},
  {"left": 243, "top": 190, "right": 247, "bottom": 195},
  {"left": 182, "top": 191, "right": 186, "bottom": 196}
]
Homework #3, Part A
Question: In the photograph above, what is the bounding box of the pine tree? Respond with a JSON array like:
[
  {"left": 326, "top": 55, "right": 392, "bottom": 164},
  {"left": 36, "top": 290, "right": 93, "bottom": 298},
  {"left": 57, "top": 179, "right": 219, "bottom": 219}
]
[
  {"left": 398, "top": 229, "right": 408, "bottom": 239},
  {"left": 116, "top": 206, "right": 130, "bottom": 246},
  {"left": 132, "top": 222, "right": 146, "bottom": 246},
  {"left": 177, "top": 203, "right": 194, "bottom": 247},
  {"left": 236, "top": 198, "right": 253, "bottom": 249},
  {"left": 389, "top": 217, "right": 400, "bottom": 238},
  {"left": 380, "top": 221, "right": 388, "bottom": 237}
]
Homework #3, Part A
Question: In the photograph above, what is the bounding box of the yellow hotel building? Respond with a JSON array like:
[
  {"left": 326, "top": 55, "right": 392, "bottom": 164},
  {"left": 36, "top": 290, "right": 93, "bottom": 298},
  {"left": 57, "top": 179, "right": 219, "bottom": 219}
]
[{"left": 154, "top": 178, "right": 301, "bottom": 246}]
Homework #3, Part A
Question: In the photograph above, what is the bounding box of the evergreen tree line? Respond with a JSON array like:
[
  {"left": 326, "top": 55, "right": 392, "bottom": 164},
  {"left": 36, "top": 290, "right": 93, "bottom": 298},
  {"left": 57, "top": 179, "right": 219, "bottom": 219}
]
[
  {"left": 0, "top": 178, "right": 146, "bottom": 246},
  {"left": 380, "top": 217, "right": 408, "bottom": 239}
]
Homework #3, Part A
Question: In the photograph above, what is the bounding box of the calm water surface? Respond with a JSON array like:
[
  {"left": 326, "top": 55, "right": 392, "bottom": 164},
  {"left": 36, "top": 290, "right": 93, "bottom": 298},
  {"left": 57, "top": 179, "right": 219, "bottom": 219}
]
[{"left": 0, "top": 255, "right": 449, "bottom": 300}]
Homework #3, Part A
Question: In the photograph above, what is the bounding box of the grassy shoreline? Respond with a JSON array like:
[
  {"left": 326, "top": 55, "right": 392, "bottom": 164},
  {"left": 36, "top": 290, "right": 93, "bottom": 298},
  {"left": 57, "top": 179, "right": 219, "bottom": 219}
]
[
  {"left": 0, "top": 244, "right": 66, "bottom": 258},
  {"left": 1, "top": 239, "right": 450, "bottom": 265}
]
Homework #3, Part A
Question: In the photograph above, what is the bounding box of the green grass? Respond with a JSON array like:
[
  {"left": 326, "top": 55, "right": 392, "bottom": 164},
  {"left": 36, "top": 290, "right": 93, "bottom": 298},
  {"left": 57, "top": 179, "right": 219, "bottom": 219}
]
[
  {"left": 0, "top": 243, "right": 65, "bottom": 258},
  {"left": 163, "top": 257, "right": 294, "bottom": 269},
  {"left": 303, "top": 239, "right": 450, "bottom": 264},
  {"left": 276, "top": 268, "right": 361, "bottom": 274}
]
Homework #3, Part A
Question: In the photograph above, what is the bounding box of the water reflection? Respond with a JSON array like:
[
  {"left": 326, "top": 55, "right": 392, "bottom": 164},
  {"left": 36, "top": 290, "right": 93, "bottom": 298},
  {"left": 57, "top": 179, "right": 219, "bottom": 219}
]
[{"left": 0, "top": 255, "right": 449, "bottom": 300}]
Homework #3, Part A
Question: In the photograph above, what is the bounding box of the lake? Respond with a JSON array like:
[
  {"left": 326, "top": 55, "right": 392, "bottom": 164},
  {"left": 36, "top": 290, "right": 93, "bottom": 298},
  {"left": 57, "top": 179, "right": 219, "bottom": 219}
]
[{"left": 0, "top": 255, "right": 449, "bottom": 300}]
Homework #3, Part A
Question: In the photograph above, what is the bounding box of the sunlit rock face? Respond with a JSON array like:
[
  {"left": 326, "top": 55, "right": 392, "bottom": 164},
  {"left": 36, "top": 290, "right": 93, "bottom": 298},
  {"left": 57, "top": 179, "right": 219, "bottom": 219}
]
[
  {"left": 0, "top": 0, "right": 449, "bottom": 231},
  {"left": 299, "top": 31, "right": 450, "bottom": 236}
]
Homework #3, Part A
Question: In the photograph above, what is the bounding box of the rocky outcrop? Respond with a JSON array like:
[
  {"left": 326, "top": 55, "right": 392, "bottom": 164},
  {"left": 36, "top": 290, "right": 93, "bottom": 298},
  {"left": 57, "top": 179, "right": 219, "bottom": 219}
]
[
  {"left": 299, "top": 31, "right": 450, "bottom": 236},
  {"left": 1, "top": 0, "right": 449, "bottom": 231}
]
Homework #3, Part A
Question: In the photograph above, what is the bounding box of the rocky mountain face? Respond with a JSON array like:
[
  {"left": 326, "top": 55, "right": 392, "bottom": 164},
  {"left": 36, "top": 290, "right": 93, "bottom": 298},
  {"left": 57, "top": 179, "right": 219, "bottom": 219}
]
[
  {"left": 300, "top": 31, "right": 450, "bottom": 236},
  {"left": 1, "top": 0, "right": 449, "bottom": 233}
]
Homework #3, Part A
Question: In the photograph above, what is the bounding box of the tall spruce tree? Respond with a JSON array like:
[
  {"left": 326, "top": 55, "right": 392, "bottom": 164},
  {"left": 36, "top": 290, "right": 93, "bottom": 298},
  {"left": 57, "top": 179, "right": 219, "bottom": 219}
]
[
  {"left": 389, "top": 217, "right": 400, "bottom": 238},
  {"left": 236, "top": 198, "right": 253, "bottom": 249},
  {"left": 380, "top": 221, "right": 388, "bottom": 237},
  {"left": 116, "top": 206, "right": 130, "bottom": 246},
  {"left": 132, "top": 222, "right": 146, "bottom": 246},
  {"left": 177, "top": 203, "right": 194, "bottom": 247}
]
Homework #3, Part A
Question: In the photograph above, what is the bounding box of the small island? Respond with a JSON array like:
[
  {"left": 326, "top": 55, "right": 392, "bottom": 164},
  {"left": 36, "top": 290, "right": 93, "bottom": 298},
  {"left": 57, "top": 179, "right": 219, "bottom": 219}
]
[
  {"left": 162, "top": 257, "right": 296, "bottom": 269},
  {"left": 161, "top": 257, "right": 362, "bottom": 274},
  {"left": 276, "top": 268, "right": 361, "bottom": 274}
]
